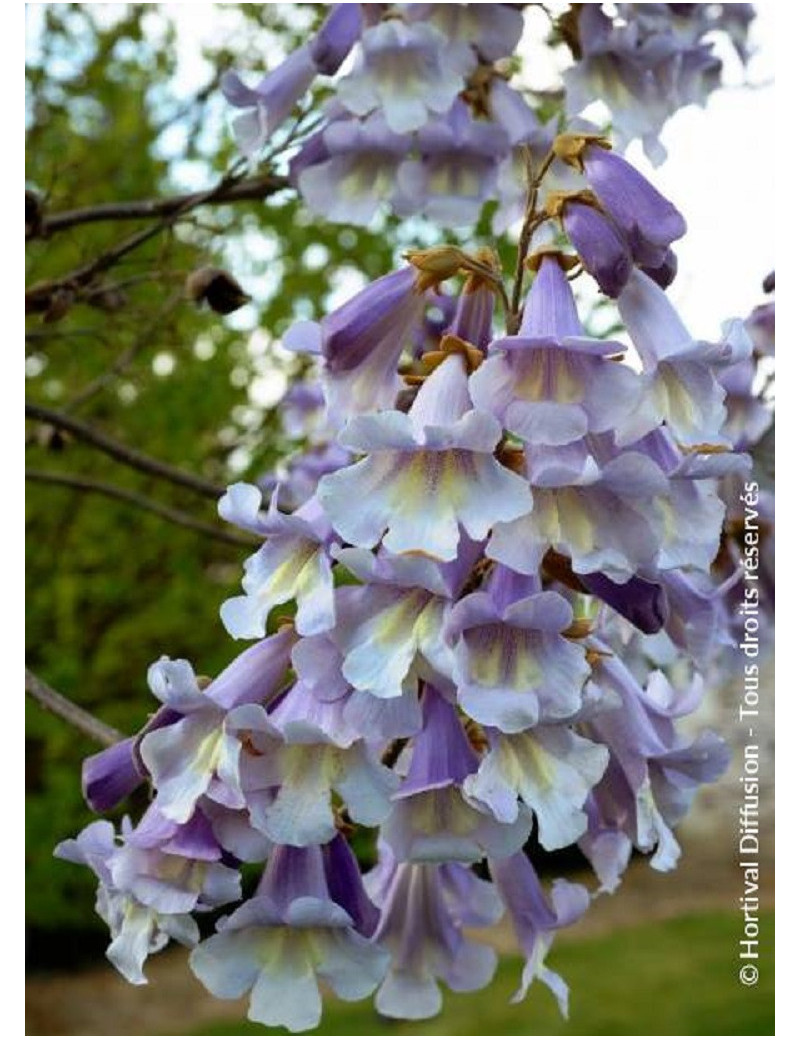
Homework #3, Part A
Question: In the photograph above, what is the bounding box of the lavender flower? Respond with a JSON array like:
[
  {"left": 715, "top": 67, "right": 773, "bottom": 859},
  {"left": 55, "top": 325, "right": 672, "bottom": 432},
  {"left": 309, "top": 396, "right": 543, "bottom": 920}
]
[{"left": 190, "top": 842, "right": 389, "bottom": 1033}]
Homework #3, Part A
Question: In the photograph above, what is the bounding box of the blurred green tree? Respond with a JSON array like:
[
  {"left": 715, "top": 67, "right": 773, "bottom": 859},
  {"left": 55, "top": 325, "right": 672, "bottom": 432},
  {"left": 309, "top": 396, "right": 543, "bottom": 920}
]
[{"left": 24, "top": 2, "right": 401, "bottom": 944}]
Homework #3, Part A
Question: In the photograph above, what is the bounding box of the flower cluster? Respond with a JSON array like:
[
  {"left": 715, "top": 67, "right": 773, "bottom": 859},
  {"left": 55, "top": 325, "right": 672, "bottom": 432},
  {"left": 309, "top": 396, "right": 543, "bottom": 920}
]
[
  {"left": 224, "top": 3, "right": 539, "bottom": 226},
  {"left": 562, "top": 3, "right": 755, "bottom": 164},
  {"left": 222, "top": 4, "right": 753, "bottom": 226},
  {"left": 56, "top": 124, "right": 759, "bottom": 1031}
]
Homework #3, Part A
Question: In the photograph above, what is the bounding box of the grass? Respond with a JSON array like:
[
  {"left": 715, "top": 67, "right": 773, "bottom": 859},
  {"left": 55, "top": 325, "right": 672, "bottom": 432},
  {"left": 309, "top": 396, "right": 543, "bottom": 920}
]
[{"left": 191, "top": 910, "right": 774, "bottom": 1035}]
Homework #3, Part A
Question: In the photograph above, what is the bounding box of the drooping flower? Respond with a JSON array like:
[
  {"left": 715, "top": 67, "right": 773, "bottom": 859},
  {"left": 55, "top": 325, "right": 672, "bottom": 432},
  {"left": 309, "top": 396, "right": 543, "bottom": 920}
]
[
  {"left": 231, "top": 689, "right": 398, "bottom": 848},
  {"left": 219, "top": 483, "right": 337, "bottom": 639},
  {"left": 318, "top": 352, "right": 533, "bottom": 562},
  {"left": 585, "top": 651, "right": 730, "bottom": 872},
  {"left": 381, "top": 685, "right": 532, "bottom": 862},
  {"left": 445, "top": 577, "right": 591, "bottom": 734},
  {"left": 222, "top": 4, "right": 363, "bottom": 155},
  {"left": 283, "top": 265, "right": 427, "bottom": 421},
  {"left": 55, "top": 820, "right": 200, "bottom": 985},
  {"left": 545, "top": 191, "right": 633, "bottom": 298},
  {"left": 562, "top": 5, "right": 733, "bottom": 164},
  {"left": 489, "top": 853, "right": 589, "bottom": 1013},
  {"left": 138, "top": 631, "right": 294, "bottom": 824},
  {"left": 367, "top": 843, "right": 502, "bottom": 1020},
  {"left": 402, "top": 3, "right": 525, "bottom": 63},
  {"left": 189, "top": 841, "right": 389, "bottom": 1033},
  {"left": 616, "top": 268, "right": 751, "bottom": 446},
  {"left": 294, "top": 112, "right": 414, "bottom": 226},
  {"left": 470, "top": 253, "right": 642, "bottom": 447},
  {"left": 329, "top": 547, "right": 459, "bottom": 701},
  {"left": 465, "top": 725, "right": 609, "bottom": 849},
  {"left": 336, "top": 19, "right": 476, "bottom": 135},
  {"left": 395, "top": 101, "right": 509, "bottom": 226}
]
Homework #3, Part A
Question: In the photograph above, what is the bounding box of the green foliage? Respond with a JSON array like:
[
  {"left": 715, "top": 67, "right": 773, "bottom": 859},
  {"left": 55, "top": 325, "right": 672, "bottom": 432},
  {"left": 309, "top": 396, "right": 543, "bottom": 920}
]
[
  {"left": 25, "top": 3, "right": 394, "bottom": 933},
  {"left": 192, "top": 911, "right": 775, "bottom": 1036}
]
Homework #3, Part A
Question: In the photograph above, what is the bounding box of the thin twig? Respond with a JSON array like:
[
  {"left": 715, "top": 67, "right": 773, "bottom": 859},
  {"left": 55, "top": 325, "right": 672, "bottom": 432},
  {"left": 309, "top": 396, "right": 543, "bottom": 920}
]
[
  {"left": 25, "top": 401, "right": 226, "bottom": 501},
  {"left": 25, "top": 668, "right": 124, "bottom": 748},
  {"left": 508, "top": 147, "right": 556, "bottom": 332},
  {"left": 28, "top": 172, "right": 289, "bottom": 239},
  {"left": 26, "top": 469, "right": 257, "bottom": 548},
  {"left": 64, "top": 290, "right": 184, "bottom": 413},
  {"left": 25, "top": 327, "right": 110, "bottom": 344},
  {"left": 25, "top": 162, "right": 281, "bottom": 314}
]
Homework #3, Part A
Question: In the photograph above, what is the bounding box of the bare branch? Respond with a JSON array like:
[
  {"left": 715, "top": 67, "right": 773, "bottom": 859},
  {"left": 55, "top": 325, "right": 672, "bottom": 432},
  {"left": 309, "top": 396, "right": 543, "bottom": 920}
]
[
  {"left": 64, "top": 290, "right": 184, "bottom": 413},
  {"left": 25, "top": 401, "right": 226, "bottom": 501},
  {"left": 25, "top": 163, "right": 287, "bottom": 314},
  {"left": 25, "top": 668, "right": 125, "bottom": 748},
  {"left": 28, "top": 173, "right": 289, "bottom": 240},
  {"left": 26, "top": 469, "right": 257, "bottom": 548}
]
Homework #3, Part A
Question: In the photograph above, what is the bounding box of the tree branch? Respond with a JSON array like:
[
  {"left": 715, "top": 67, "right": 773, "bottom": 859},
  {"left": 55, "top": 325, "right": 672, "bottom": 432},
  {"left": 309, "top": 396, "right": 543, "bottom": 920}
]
[
  {"left": 25, "top": 401, "right": 226, "bottom": 501},
  {"left": 26, "top": 469, "right": 257, "bottom": 548},
  {"left": 64, "top": 290, "right": 184, "bottom": 414},
  {"left": 25, "top": 668, "right": 125, "bottom": 748},
  {"left": 28, "top": 172, "right": 289, "bottom": 239},
  {"left": 26, "top": 165, "right": 287, "bottom": 314}
]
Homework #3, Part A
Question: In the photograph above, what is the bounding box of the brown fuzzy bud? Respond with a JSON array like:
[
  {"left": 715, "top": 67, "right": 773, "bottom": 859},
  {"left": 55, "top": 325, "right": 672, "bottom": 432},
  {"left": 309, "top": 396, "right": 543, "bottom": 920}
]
[
  {"left": 525, "top": 248, "right": 580, "bottom": 274},
  {"left": 552, "top": 132, "right": 611, "bottom": 171},
  {"left": 405, "top": 246, "right": 469, "bottom": 291},
  {"left": 185, "top": 267, "right": 251, "bottom": 315},
  {"left": 544, "top": 188, "right": 602, "bottom": 220},
  {"left": 420, "top": 333, "right": 485, "bottom": 376}
]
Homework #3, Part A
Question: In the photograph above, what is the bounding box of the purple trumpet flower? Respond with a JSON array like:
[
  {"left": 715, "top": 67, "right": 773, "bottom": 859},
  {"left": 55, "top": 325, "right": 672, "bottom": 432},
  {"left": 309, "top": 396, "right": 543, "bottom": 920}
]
[
  {"left": 586, "top": 650, "right": 730, "bottom": 872},
  {"left": 551, "top": 193, "right": 633, "bottom": 298},
  {"left": 309, "top": 4, "right": 363, "bottom": 75},
  {"left": 381, "top": 685, "right": 532, "bottom": 862},
  {"left": 367, "top": 843, "right": 502, "bottom": 1020},
  {"left": 219, "top": 484, "right": 337, "bottom": 639},
  {"left": 137, "top": 630, "right": 294, "bottom": 824},
  {"left": 396, "top": 101, "right": 510, "bottom": 226},
  {"left": 55, "top": 820, "right": 200, "bottom": 984},
  {"left": 616, "top": 269, "right": 749, "bottom": 445},
  {"left": 318, "top": 353, "right": 532, "bottom": 562},
  {"left": 445, "top": 580, "right": 591, "bottom": 733},
  {"left": 189, "top": 842, "right": 389, "bottom": 1033},
  {"left": 222, "top": 48, "right": 316, "bottom": 156},
  {"left": 329, "top": 546, "right": 460, "bottom": 702},
  {"left": 402, "top": 3, "right": 525, "bottom": 62},
  {"left": 581, "top": 143, "right": 687, "bottom": 266},
  {"left": 470, "top": 254, "right": 641, "bottom": 447},
  {"left": 223, "top": 5, "right": 362, "bottom": 157},
  {"left": 284, "top": 265, "right": 427, "bottom": 420},
  {"left": 230, "top": 687, "right": 398, "bottom": 848},
  {"left": 289, "top": 628, "right": 424, "bottom": 744},
  {"left": 110, "top": 808, "right": 241, "bottom": 916},
  {"left": 465, "top": 724, "right": 609, "bottom": 849},
  {"left": 82, "top": 736, "right": 143, "bottom": 813},
  {"left": 295, "top": 113, "right": 413, "bottom": 227},
  {"left": 490, "top": 853, "right": 589, "bottom": 1013},
  {"left": 336, "top": 19, "right": 476, "bottom": 134}
]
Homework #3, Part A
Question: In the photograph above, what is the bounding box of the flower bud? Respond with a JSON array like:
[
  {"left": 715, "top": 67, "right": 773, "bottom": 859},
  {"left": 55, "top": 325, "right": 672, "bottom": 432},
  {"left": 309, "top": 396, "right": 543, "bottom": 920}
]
[{"left": 185, "top": 267, "right": 251, "bottom": 315}]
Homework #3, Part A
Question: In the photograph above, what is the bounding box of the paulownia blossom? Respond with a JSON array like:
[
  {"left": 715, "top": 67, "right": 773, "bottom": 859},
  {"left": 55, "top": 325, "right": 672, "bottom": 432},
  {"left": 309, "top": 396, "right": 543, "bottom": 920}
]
[{"left": 54, "top": 13, "right": 765, "bottom": 1032}]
